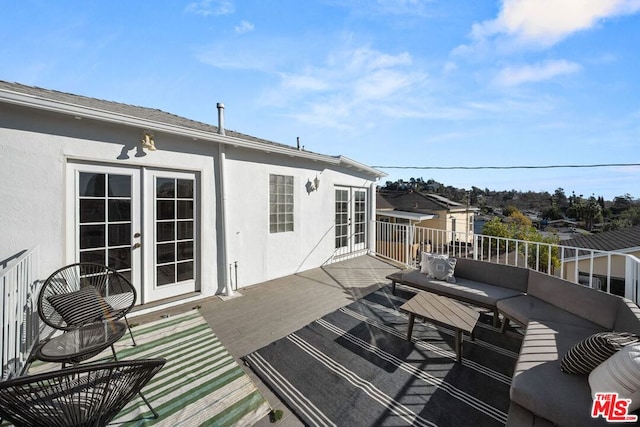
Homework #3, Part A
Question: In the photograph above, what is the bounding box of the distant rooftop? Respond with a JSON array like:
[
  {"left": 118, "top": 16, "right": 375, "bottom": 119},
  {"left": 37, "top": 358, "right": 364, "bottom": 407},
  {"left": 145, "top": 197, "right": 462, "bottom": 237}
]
[
  {"left": 562, "top": 224, "right": 640, "bottom": 252},
  {"left": 377, "top": 190, "right": 477, "bottom": 214}
]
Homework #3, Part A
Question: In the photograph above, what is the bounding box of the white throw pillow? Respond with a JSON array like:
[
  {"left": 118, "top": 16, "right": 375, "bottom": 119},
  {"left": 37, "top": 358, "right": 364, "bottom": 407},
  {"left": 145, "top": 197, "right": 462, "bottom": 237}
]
[
  {"left": 589, "top": 343, "right": 640, "bottom": 412},
  {"left": 420, "top": 252, "right": 432, "bottom": 274},
  {"left": 425, "top": 254, "right": 456, "bottom": 283}
]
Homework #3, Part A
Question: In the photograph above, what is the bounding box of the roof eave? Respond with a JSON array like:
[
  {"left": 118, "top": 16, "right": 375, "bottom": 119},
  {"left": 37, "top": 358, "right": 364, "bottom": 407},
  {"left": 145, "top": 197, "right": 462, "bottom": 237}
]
[
  {"left": 336, "top": 155, "right": 387, "bottom": 179},
  {"left": 376, "top": 210, "right": 435, "bottom": 221},
  {"left": 0, "top": 88, "right": 386, "bottom": 179}
]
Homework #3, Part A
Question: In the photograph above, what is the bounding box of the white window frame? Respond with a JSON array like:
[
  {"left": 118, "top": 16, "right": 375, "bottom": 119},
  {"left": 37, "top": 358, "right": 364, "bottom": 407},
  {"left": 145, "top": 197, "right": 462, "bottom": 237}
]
[{"left": 269, "top": 174, "right": 294, "bottom": 233}]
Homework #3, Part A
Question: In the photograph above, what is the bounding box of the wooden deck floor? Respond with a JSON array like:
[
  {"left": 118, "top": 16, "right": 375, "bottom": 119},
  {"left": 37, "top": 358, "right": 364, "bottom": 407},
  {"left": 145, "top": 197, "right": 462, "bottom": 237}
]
[{"left": 133, "top": 254, "right": 400, "bottom": 426}]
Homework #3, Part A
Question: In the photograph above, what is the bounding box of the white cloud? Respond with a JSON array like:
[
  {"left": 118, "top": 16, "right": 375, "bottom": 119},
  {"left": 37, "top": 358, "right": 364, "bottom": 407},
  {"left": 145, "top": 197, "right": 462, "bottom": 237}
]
[
  {"left": 353, "top": 69, "right": 417, "bottom": 100},
  {"left": 473, "top": 0, "right": 640, "bottom": 47},
  {"left": 372, "top": 0, "right": 434, "bottom": 16},
  {"left": 185, "top": 0, "right": 234, "bottom": 17},
  {"left": 280, "top": 74, "right": 330, "bottom": 92},
  {"left": 267, "top": 46, "right": 429, "bottom": 129},
  {"left": 493, "top": 59, "right": 582, "bottom": 86},
  {"left": 196, "top": 35, "right": 433, "bottom": 129},
  {"left": 195, "top": 36, "right": 300, "bottom": 72},
  {"left": 331, "top": 0, "right": 435, "bottom": 17},
  {"left": 442, "top": 61, "right": 457, "bottom": 73},
  {"left": 424, "top": 131, "right": 473, "bottom": 144},
  {"left": 234, "top": 20, "right": 254, "bottom": 34}
]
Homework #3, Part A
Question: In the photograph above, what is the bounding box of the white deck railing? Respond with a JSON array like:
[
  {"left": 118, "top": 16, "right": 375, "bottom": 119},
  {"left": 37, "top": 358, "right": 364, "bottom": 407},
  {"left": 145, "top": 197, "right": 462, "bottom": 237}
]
[
  {"left": 375, "top": 222, "right": 640, "bottom": 305},
  {"left": 1, "top": 247, "right": 41, "bottom": 380}
]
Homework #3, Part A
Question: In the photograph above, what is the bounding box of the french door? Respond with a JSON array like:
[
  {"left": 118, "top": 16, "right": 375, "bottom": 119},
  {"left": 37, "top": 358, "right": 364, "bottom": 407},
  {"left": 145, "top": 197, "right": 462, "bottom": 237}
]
[
  {"left": 335, "top": 187, "right": 367, "bottom": 256},
  {"left": 69, "top": 163, "right": 197, "bottom": 304}
]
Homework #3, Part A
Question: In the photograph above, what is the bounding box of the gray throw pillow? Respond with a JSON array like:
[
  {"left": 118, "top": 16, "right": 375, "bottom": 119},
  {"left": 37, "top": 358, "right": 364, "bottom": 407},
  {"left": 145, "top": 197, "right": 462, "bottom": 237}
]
[{"left": 426, "top": 255, "right": 457, "bottom": 283}]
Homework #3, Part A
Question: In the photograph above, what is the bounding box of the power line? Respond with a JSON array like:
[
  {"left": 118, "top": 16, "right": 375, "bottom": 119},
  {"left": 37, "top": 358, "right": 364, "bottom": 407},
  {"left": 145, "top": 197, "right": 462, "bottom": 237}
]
[{"left": 371, "top": 163, "right": 640, "bottom": 170}]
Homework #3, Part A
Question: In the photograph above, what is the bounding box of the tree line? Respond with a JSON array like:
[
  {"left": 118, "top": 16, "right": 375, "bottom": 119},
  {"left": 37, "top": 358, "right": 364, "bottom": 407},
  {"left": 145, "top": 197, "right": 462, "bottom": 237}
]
[{"left": 381, "top": 178, "right": 640, "bottom": 232}]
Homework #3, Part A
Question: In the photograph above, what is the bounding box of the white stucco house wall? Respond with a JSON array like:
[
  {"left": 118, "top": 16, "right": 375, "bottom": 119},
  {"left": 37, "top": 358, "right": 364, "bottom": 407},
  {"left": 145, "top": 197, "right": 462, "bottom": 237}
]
[{"left": 0, "top": 81, "right": 385, "bottom": 311}]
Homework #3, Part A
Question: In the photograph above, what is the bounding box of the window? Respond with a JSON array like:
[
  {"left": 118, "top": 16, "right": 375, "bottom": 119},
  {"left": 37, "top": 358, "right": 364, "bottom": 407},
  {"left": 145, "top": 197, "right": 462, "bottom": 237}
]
[{"left": 269, "top": 174, "right": 294, "bottom": 233}]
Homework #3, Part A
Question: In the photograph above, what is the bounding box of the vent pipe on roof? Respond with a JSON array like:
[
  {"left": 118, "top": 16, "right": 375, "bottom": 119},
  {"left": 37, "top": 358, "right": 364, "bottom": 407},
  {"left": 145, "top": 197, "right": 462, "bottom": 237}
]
[{"left": 217, "top": 102, "right": 225, "bottom": 135}]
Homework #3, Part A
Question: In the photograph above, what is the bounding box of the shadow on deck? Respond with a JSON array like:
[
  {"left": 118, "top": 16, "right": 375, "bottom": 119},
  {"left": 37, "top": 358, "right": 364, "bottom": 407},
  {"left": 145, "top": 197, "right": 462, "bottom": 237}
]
[{"left": 133, "top": 255, "right": 401, "bottom": 426}]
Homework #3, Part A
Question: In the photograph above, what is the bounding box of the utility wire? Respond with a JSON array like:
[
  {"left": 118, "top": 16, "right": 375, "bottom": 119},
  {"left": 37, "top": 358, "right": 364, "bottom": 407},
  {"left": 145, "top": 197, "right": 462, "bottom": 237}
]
[{"left": 370, "top": 163, "right": 640, "bottom": 170}]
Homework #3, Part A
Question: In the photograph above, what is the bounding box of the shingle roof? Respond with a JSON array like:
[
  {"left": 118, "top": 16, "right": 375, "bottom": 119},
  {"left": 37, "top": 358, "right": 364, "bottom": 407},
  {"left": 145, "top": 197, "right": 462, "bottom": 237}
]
[
  {"left": 376, "top": 193, "right": 396, "bottom": 210},
  {"left": 377, "top": 190, "right": 473, "bottom": 213},
  {"left": 0, "top": 81, "right": 307, "bottom": 153},
  {"left": 562, "top": 225, "right": 640, "bottom": 252}
]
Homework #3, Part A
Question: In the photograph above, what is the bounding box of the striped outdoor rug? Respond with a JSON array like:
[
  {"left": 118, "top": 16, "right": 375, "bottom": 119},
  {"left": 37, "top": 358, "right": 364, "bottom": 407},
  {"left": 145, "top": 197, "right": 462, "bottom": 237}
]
[
  {"left": 244, "top": 285, "right": 522, "bottom": 427},
  {"left": 25, "top": 310, "right": 271, "bottom": 426}
]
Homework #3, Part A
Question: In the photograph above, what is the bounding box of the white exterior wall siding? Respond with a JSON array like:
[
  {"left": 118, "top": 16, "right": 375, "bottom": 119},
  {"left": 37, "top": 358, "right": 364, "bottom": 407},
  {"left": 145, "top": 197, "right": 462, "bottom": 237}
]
[
  {"left": 0, "top": 84, "right": 384, "bottom": 303},
  {"left": 0, "top": 104, "right": 221, "bottom": 299},
  {"left": 223, "top": 146, "right": 376, "bottom": 288}
]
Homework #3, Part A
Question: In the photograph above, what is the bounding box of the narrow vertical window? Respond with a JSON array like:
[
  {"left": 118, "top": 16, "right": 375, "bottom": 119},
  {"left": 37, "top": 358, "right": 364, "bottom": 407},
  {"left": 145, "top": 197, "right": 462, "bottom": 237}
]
[{"left": 269, "top": 174, "right": 294, "bottom": 233}]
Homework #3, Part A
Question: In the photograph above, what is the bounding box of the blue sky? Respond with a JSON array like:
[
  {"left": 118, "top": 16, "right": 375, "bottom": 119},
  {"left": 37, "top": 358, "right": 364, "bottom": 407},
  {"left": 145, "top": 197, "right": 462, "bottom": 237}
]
[{"left": 1, "top": 0, "right": 639, "bottom": 200}]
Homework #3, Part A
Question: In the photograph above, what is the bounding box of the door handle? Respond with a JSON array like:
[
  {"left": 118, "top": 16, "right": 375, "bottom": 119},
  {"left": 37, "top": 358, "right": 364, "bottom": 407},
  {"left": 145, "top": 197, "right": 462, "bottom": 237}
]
[{"left": 132, "top": 242, "right": 141, "bottom": 249}]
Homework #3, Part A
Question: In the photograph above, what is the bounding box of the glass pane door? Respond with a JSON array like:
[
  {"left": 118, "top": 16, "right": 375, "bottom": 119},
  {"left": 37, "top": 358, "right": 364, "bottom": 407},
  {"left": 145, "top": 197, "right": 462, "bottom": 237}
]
[
  {"left": 335, "top": 187, "right": 368, "bottom": 256},
  {"left": 353, "top": 189, "right": 367, "bottom": 250},
  {"left": 69, "top": 163, "right": 141, "bottom": 297},
  {"left": 335, "top": 189, "right": 349, "bottom": 252},
  {"left": 78, "top": 171, "right": 134, "bottom": 281},
  {"left": 155, "top": 177, "right": 195, "bottom": 287},
  {"left": 144, "top": 169, "right": 198, "bottom": 301},
  {"left": 71, "top": 164, "right": 198, "bottom": 304}
]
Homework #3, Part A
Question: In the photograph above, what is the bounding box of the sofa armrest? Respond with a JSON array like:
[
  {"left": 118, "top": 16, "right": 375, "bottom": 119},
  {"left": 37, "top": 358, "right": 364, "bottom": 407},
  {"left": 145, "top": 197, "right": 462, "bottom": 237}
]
[{"left": 614, "top": 297, "right": 640, "bottom": 334}]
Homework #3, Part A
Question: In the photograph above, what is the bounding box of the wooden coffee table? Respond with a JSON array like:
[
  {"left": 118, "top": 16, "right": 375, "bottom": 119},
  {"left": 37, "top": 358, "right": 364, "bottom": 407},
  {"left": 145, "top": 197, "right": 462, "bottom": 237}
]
[{"left": 400, "top": 291, "right": 480, "bottom": 363}]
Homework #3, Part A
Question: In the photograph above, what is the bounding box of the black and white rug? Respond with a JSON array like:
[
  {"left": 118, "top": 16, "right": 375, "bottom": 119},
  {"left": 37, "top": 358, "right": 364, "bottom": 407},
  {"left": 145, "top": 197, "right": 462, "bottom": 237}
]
[{"left": 244, "top": 286, "right": 522, "bottom": 426}]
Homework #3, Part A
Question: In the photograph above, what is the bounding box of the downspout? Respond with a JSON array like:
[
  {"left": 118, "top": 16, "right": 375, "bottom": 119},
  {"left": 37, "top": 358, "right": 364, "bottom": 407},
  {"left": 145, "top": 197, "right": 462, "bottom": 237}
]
[
  {"left": 369, "top": 180, "right": 378, "bottom": 255},
  {"left": 217, "top": 103, "right": 234, "bottom": 296}
]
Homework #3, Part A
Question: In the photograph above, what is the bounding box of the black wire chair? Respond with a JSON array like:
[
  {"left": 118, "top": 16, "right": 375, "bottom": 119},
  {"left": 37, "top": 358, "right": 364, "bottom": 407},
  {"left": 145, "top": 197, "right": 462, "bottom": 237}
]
[
  {"left": 0, "top": 358, "right": 166, "bottom": 427},
  {"left": 38, "top": 263, "right": 137, "bottom": 346}
]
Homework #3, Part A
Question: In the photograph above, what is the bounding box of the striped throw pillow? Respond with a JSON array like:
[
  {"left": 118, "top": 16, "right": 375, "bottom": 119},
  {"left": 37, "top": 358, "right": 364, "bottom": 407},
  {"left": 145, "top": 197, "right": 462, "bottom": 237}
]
[
  {"left": 589, "top": 343, "right": 640, "bottom": 412},
  {"left": 47, "top": 286, "right": 111, "bottom": 326},
  {"left": 561, "top": 332, "right": 640, "bottom": 374}
]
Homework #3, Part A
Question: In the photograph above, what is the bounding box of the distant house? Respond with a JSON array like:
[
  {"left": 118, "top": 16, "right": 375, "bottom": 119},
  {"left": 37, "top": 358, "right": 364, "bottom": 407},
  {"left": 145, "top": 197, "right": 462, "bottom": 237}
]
[
  {"left": 561, "top": 225, "right": 640, "bottom": 296},
  {"left": 375, "top": 190, "right": 478, "bottom": 262},
  {"left": 0, "top": 81, "right": 385, "bottom": 310},
  {"left": 377, "top": 190, "right": 478, "bottom": 240}
]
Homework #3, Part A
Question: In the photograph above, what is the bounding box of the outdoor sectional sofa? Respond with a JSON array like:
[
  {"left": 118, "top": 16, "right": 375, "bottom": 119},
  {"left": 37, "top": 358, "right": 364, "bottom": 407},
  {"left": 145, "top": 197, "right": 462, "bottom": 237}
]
[{"left": 386, "top": 257, "right": 640, "bottom": 426}]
